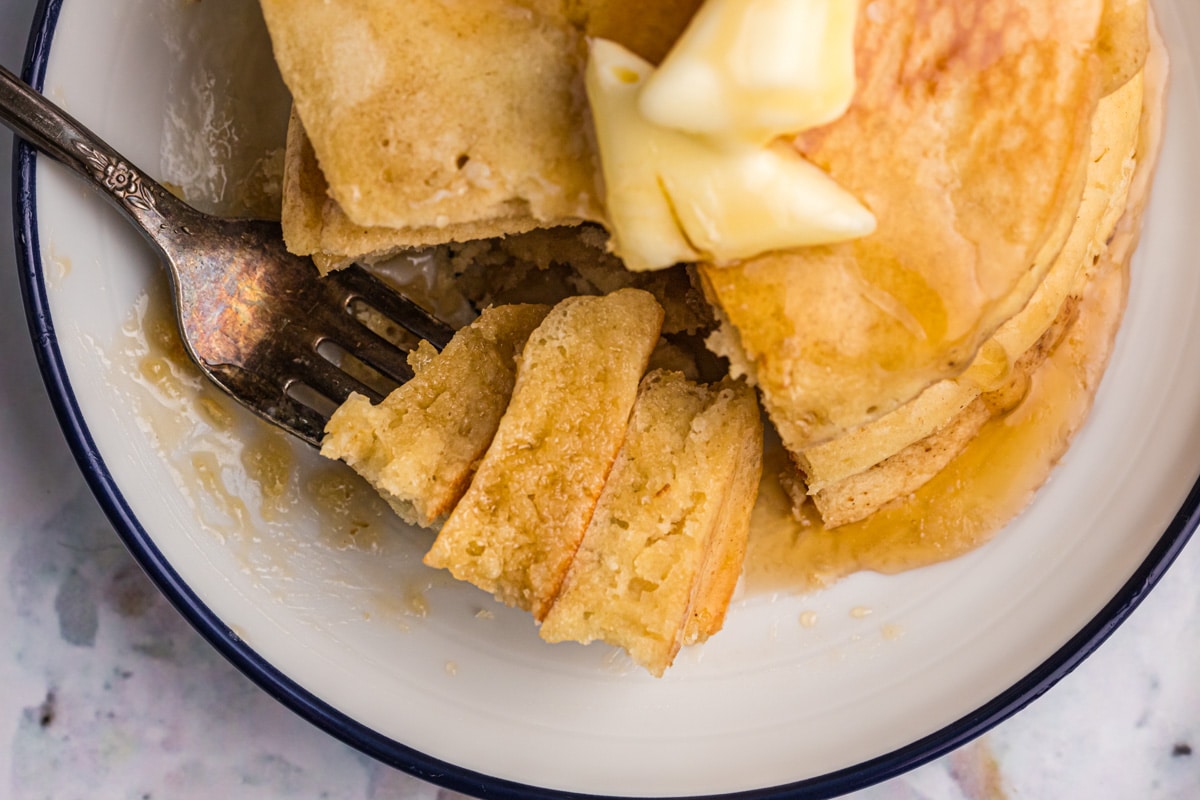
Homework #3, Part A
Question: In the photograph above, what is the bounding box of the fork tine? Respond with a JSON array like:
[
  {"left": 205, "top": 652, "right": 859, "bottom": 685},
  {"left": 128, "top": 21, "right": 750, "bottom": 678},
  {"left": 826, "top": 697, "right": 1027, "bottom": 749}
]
[
  {"left": 207, "top": 363, "right": 331, "bottom": 447},
  {"left": 322, "top": 320, "right": 416, "bottom": 385},
  {"left": 267, "top": 390, "right": 335, "bottom": 446},
  {"left": 330, "top": 265, "right": 457, "bottom": 350},
  {"left": 288, "top": 347, "right": 386, "bottom": 406},
  {"left": 2, "top": 63, "right": 466, "bottom": 449}
]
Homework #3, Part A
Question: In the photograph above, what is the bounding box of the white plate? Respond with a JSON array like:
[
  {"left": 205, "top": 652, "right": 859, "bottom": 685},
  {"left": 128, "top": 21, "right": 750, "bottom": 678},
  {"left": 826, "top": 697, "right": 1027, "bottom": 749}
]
[{"left": 15, "top": 1, "right": 1200, "bottom": 797}]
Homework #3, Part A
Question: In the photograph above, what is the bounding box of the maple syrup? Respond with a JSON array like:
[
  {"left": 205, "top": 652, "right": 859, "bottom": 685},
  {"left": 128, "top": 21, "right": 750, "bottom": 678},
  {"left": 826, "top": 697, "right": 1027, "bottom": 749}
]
[{"left": 744, "top": 221, "right": 1130, "bottom": 595}]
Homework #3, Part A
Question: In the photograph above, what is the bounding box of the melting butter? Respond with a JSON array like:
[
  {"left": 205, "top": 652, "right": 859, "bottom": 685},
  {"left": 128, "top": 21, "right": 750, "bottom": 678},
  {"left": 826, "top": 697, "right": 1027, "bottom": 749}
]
[
  {"left": 639, "top": 0, "right": 859, "bottom": 144},
  {"left": 585, "top": 41, "right": 698, "bottom": 271},
  {"left": 587, "top": 38, "right": 874, "bottom": 271}
]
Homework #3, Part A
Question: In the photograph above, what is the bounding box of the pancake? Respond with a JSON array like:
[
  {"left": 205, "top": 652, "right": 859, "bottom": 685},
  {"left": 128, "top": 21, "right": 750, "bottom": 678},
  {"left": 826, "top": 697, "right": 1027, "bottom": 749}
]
[
  {"left": 1098, "top": 0, "right": 1150, "bottom": 94},
  {"left": 280, "top": 110, "right": 547, "bottom": 272},
  {"left": 797, "top": 68, "right": 1144, "bottom": 509},
  {"left": 320, "top": 304, "right": 550, "bottom": 527},
  {"left": 796, "top": 4, "right": 1161, "bottom": 528},
  {"left": 424, "top": 289, "right": 664, "bottom": 619},
  {"left": 263, "top": 0, "right": 1161, "bottom": 665},
  {"left": 809, "top": 290, "right": 1080, "bottom": 528},
  {"left": 748, "top": 17, "right": 1167, "bottom": 587},
  {"left": 699, "top": 0, "right": 1110, "bottom": 452},
  {"left": 260, "top": 0, "right": 601, "bottom": 234},
  {"left": 538, "top": 371, "right": 761, "bottom": 676},
  {"left": 264, "top": 0, "right": 703, "bottom": 265}
]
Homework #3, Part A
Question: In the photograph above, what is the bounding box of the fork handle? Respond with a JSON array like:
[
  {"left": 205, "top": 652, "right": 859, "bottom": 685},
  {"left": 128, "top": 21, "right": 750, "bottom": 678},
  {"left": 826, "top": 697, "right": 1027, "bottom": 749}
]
[{"left": 0, "top": 62, "right": 199, "bottom": 253}]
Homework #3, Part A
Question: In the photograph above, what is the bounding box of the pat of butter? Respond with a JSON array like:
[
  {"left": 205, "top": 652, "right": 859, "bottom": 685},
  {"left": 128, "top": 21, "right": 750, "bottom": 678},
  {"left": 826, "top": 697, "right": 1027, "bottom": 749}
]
[
  {"left": 658, "top": 139, "right": 876, "bottom": 264},
  {"left": 587, "top": 39, "right": 874, "bottom": 271},
  {"left": 585, "top": 41, "right": 700, "bottom": 272},
  {"left": 639, "top": 0, "right": 859, "bottom": 144}
]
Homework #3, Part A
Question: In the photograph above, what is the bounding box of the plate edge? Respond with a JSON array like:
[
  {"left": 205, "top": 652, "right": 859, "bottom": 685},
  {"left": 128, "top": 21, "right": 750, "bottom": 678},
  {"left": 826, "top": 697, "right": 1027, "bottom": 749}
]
[{"left": 9, "top": 2, "right": 1200, "bottom": 799}]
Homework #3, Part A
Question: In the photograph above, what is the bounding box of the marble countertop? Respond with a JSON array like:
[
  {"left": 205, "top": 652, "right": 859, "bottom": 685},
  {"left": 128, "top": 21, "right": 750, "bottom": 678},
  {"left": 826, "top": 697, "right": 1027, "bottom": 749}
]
[{"left": 2, "top": 1, "right": 1199, "bottom": 797}]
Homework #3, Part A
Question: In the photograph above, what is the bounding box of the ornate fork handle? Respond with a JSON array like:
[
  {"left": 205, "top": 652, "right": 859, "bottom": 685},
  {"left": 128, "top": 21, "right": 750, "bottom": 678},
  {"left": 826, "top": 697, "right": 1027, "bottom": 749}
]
[
  {"left": 2, "top": 60, "right": 459, "bottom": 446},
  {"left": 0, "top": 62, "right": 200, "bottom": 254}
]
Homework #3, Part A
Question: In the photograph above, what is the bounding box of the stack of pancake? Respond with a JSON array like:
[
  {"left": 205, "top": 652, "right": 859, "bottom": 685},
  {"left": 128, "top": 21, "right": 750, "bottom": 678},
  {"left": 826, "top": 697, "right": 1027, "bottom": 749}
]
[
  {"left": 699, "top": 0, "right": 1160, "bottom": 527},
  {"left": 259, "top": 0, "right": 1161, "bottom": 569}
]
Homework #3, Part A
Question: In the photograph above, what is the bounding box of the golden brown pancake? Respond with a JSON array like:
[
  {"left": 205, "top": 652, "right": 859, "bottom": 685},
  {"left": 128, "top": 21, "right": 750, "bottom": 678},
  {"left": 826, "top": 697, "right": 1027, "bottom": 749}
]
[
  {"left": 424, "top": 289, "right": 664, "bottom": 620},
  {"left": 797, "top": 68, "right": 1145, "bottom": 517},
  {"left": 260, "top": 0, "right": 601, "bottom": 234},
  {"left": 275, "top": 0, "right": 1162, "bottom": 644},
  {"left": 263, "top": 0, "right": 704, "bottom": 265},
  {"left": 747, "top": 17, "right": 1167, "bottom": 587},
  {"left": 1098, "top": 0, "right": 1150, "bottom": 94},
  {"left": 538, "top": 371, "right": 761, "bottom": 676},
  {"left": 809, "top": 290, "right": 1080, "bottom": 528},
  {"left": 320, "top": 304, "right": 550, "bottom": 527},
  {"left": 280, "top": 110, "right": 547, "bottom": 272},
  {"left": 700, "top": 0, "right": 1110, "bottom": 452}
]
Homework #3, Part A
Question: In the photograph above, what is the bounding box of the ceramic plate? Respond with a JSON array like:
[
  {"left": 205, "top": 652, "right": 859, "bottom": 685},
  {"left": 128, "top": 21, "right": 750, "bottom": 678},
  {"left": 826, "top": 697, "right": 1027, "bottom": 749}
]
[{"left": 14, "top": 0, "right": 1200, "bottom": 797}]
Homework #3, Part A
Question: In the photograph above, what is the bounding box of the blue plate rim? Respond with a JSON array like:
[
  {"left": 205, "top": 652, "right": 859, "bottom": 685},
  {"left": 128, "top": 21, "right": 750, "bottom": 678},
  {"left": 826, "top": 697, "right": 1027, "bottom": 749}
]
[{"left": 10, "top": 1, "right": 1200, "bottom": 797}]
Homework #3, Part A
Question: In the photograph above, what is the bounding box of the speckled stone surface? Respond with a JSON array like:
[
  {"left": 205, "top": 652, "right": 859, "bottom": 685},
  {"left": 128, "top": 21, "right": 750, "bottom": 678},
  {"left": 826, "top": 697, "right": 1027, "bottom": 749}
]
[{"left": 2, "top": 1, "right": 1199, "bottom": 797}]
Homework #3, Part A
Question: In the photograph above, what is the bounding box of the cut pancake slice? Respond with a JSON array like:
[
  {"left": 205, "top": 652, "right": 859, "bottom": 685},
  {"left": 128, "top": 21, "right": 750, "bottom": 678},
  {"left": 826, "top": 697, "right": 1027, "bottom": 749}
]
[
  {"left": 796, "top": 69, "right": 1145, "bottom": 506},
  {"left": 265, "top": 0, "right": 705, "bottom": 267},
  {"left": 281, "top": 112, "right": 549, "bottom": 273},
  {"left": 539, "top": 371, "right": 762, "bottom": 676},
  {"left": 424, "top": 289, "right": 664, "bottom": 619},
  {"left": 699, "top": 0, "right": 1110, "bottom": 451},
  {"left": 259, "top": 0, "right": 602, "bottom": 242},
  {"left": 321, "top": 304, "right": 551, "bottom": 527}
]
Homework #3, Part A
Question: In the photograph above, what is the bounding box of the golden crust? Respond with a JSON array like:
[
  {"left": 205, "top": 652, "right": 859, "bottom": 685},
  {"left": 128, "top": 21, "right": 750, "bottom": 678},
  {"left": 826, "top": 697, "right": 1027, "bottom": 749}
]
[
  {"left": 424, "top": 289, "right": 664, "bottom": 619},
  {"left": 700, "top": 0, "right": 1109, "bottom": 451},
  {"left": 680, "top": 382, "right": 763, "bottom": 643},
  {"left": 266, "top": 0, "right": 706, "bottom": 263},
  {"left": 1098, "top": 0, "right": 1150, "bottom": 94},
  {"left": 260, "top": 0, "right": 602, "bottom": 234},
  {"left": 281, "top": 111, "right": 548, "bottom": 272},
  {"left": 798, "top": 7, "right": 1166, "bottom": 528},
  {"left": 811, "top": 292, "right": 1081, "bottom": 528},
  {"left": 797, "top": 68, "right": 1145, "bottom": 512}
]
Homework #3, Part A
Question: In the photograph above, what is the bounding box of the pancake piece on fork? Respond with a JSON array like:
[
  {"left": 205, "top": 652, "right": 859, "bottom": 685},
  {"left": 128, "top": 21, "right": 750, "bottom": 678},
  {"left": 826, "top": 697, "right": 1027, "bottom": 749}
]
[
  {"left": 424, "top": 288, "right": 664, "bottom": 620},
  {"left": 321, "top": 304, "right": 551, "bottom": 528}
]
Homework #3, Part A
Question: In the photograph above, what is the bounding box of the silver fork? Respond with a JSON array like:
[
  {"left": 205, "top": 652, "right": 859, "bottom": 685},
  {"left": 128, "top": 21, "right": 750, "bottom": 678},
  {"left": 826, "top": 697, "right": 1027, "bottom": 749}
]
[{"left": 1, "top": 63, "right": 455, "bottom": 447}]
